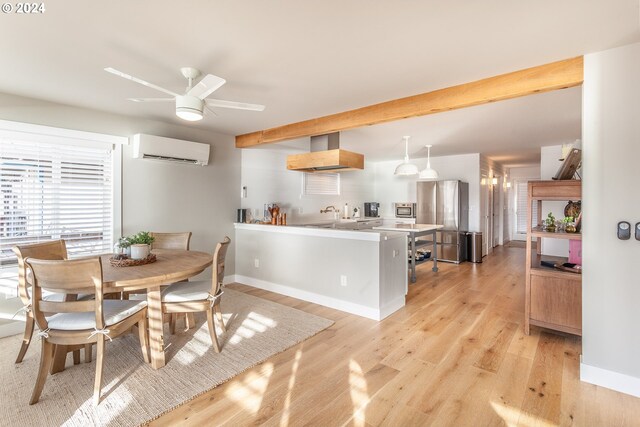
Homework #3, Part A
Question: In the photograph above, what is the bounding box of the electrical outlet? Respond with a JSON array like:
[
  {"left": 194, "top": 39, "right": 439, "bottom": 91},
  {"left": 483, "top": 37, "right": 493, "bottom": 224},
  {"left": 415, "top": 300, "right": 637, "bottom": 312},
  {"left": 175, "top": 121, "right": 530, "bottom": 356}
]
[
  {"left": 340, "top": 275, "right": 347, "bottom": 287},
  {"left": 393, "top": 249, "right": 399, "bottom": 258},
  {"left": 254, "top": 258, "right": 260, "bottom": 268},
  {"left": 298, "top": 207, "right": 304, "bottom": 214}
]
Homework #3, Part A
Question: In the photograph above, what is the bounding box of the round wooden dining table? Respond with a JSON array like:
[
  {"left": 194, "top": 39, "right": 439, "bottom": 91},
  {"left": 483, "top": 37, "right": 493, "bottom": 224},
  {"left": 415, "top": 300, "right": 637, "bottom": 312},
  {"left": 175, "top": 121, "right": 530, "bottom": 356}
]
[{"left": 101, "top": 249, "right": 213, "bottom": 369}]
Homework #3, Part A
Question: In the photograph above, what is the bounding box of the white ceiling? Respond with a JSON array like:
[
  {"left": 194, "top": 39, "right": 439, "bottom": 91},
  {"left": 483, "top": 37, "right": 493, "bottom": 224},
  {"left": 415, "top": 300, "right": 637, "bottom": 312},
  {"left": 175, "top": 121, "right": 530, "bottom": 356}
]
[
  {"left": 341, "top": 87, "right": 583, "bottom": 166},
  {"left": 0, "top": 1, "right": 638, "bottom": 164}
]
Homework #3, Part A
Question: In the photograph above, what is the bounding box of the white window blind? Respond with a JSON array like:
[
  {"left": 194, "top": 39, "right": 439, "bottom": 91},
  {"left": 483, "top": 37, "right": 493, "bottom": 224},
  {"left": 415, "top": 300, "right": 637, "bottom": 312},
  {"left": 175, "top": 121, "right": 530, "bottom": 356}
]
[
  {"left": 1, "top": 124, "right": 120, "bottom": 297},
  {"left": 515, "top": 181, "right": 538, "bottom": 234},
  {"left": 302, "top": 172, "right": 340, "bottom": 196}
]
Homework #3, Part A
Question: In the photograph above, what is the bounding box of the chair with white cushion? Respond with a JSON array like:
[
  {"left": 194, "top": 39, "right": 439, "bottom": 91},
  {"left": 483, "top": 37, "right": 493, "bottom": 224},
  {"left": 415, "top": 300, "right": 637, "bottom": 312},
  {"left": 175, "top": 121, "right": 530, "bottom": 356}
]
[
  {"left": 26, "top": 257, "right": 149, "bottom": 405},
  {"left": 12, "top": 240, "right": 92, "bottom": 364},
  {"left": 162, "top": 236, "right": 230, "bottom": 352}
]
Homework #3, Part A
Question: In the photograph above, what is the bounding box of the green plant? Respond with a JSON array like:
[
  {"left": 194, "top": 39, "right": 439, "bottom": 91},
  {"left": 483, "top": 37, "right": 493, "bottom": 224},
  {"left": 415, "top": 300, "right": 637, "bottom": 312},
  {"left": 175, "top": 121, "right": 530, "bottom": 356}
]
[
  {"left": 544, "top": 212, "right": 556, "bottom": 227},
  {"left": 129, "top": 231, "right": 155, "bottom": 245},
  {"left": 562, "top": 216, "right": 574, "bottom": 223},
  {"left": 118, "top": 236, "right": 132, "bottom": 248}
]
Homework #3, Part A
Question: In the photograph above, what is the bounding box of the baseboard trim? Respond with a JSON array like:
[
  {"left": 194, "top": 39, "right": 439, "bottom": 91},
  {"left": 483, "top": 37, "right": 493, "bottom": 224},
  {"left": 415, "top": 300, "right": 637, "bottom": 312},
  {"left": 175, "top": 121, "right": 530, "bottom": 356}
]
[
  {"left": 231, "top": 275, "right": 389, "bottom": 321},
  {"left": 580, "top": 360, "right": 640, "bottom": 398},
  {"left": 0, "top": 320, "right": 25, "bottom": 339}
]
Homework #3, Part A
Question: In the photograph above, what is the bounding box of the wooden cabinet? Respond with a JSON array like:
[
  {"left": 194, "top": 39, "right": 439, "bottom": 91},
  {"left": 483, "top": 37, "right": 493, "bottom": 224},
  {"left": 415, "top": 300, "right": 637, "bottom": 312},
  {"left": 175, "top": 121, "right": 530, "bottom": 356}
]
[{"left": 525, "top": 180, "right": 582, "bottom": 336}]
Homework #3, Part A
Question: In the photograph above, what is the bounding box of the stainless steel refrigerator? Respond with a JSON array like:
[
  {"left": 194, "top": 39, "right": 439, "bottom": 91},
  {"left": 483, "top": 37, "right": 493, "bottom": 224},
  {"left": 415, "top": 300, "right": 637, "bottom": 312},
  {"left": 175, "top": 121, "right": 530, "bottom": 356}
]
[{"left": 416, "top": 180, "right": 469, "bottom": 263}]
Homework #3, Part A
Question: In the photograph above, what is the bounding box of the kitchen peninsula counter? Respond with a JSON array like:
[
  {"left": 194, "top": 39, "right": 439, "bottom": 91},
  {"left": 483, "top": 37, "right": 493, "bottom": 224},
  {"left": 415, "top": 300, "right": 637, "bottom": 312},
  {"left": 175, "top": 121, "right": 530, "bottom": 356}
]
[{"left": 233, "top": 222, "right": 407, "bottom": 320}]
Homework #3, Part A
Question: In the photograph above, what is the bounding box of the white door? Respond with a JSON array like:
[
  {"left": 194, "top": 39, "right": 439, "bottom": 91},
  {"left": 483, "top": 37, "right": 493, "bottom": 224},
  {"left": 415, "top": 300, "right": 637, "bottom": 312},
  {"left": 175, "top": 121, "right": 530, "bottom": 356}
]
[
  {"left": 493, "top": 176, "right": 501, "bottom": 247},
  {"left": 481, "top": 174, "right": 490, "bottom": 256},
  {"left": 513, "top": 180, "right": 538, "bottom": 241}
]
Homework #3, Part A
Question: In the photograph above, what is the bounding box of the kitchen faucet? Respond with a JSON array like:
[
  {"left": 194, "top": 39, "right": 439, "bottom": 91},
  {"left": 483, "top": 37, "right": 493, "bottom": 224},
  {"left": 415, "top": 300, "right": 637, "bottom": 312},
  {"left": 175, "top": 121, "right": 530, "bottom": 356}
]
[{"left": 320, "top": 205, "right": 340, "bottom": 220}]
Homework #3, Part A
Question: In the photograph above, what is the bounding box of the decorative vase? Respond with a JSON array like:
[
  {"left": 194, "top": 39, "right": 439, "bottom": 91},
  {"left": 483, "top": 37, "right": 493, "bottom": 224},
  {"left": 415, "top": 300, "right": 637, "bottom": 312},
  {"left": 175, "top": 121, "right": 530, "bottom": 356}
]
[
  {"left": 130, "top": 244, "right": 150, "bottom": 260},
  {"left": 565, "top": 222, "right": 577, "bottom": 233}
]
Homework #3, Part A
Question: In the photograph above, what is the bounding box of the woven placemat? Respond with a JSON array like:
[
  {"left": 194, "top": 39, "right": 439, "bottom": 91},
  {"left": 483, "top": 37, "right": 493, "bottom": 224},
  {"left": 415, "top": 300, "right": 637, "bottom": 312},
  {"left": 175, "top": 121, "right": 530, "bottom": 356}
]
[{"left": 109, "top": 253, "right": 156, "bottom": 267}]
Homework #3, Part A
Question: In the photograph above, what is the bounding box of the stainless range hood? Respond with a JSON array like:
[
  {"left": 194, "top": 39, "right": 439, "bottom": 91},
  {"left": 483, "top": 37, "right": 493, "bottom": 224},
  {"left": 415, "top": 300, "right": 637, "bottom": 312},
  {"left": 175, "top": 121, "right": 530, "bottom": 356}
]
[{"left": 286, "top": 132, "right": 364, "bottom": 172}]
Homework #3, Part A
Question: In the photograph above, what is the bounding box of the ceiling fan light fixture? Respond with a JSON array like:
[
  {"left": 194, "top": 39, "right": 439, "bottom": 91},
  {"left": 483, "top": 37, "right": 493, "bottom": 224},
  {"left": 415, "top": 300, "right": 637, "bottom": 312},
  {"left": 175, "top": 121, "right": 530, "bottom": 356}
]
[
  {"left": 394, "top": 136, "right": 419, "bottom": 176},
  {"left": 176, "top": 95, "right": 204, "bottom": 121},
  {"left": 419, "top": 144, "right": 439, "bottom": 180}
]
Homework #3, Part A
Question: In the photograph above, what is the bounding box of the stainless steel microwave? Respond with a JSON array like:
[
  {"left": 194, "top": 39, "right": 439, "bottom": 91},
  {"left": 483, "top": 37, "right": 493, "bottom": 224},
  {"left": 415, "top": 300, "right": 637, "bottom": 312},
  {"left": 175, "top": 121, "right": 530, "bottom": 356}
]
[{"left": 394, "top": 203, "right": 416, "bottom": 218}]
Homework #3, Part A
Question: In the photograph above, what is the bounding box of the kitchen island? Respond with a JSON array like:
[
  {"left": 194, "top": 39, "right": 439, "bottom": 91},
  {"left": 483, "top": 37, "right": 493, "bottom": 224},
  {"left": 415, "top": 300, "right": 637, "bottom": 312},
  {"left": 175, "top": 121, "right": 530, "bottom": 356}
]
[
  {"left": 373, "top": 223, "right": 444, "bottom": 283},
  {"left": 233, "top": 222, "right": 407, "bottom": 320}
]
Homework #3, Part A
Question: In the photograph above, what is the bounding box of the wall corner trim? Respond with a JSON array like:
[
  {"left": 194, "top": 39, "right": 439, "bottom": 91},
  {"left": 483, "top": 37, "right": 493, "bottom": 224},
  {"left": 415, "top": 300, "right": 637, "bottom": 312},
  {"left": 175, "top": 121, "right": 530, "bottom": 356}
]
[{"left": 580, "top": 360, "right": 640, "bottom": 398}]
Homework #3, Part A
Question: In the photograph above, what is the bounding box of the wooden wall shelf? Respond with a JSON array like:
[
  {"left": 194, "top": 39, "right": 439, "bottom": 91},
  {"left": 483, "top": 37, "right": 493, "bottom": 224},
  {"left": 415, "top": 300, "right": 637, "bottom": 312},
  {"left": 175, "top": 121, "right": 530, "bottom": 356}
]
[
  {"left": 525, "top": 180, "right": 582, "bottom": 336},
  {"left": 530, "top": 227, "right": 582, "bottom": 240}
]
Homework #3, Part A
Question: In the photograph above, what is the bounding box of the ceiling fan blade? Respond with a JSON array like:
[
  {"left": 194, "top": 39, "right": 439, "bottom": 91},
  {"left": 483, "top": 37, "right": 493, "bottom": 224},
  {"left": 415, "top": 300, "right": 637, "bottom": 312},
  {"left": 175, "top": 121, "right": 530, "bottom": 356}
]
[
  {"left": 128, "top": 98, "right": 174, "bottom": 102},
  {"left": 104, "top": 67, "right": 179, "bottom": 97},
  {"left": 187, "top": 74, "right": 226, "bottom": 99},
  {"left": 206, "top": 98, "right": 265, "bottom": 111}
]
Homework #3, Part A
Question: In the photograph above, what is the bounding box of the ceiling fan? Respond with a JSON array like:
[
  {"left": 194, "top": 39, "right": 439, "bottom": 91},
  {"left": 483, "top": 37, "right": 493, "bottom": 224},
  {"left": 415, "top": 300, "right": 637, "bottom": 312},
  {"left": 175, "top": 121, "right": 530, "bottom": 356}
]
[{"left": 104, "top": 66, "right": 265, "bottom": 122}]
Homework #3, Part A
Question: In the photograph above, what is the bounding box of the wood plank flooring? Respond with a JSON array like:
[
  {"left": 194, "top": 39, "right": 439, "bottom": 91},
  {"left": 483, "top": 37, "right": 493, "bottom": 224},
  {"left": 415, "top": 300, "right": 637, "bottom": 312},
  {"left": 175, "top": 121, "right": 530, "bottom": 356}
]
[{"left": 151, "top": 245, "right": 640, "bottom": 427}]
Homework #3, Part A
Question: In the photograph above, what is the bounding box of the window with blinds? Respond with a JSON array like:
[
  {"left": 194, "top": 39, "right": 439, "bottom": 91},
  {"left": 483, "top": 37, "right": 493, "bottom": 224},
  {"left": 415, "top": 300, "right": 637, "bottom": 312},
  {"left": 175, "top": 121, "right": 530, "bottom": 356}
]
[
  {"left": 515, "top": 180, "right": 537, "bottom": 234},
  {"left": 302, "top": 172, "right": 340, "bottom": 196},
  {"left": 0, "top": 121, "right": 122, "bottom": 297}
]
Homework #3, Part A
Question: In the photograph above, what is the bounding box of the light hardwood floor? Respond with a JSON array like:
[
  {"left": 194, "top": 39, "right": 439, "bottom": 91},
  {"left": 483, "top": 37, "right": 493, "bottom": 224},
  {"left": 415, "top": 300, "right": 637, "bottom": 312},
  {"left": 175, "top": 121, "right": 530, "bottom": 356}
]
[{"left": 152, "top": 245, "right": 640, "bottom": 426}]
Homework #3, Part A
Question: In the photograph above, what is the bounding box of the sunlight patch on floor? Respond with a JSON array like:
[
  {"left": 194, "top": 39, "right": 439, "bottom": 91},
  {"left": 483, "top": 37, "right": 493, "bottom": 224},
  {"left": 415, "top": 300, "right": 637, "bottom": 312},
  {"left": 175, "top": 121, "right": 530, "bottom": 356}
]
[
  {"left": 223, "top": 363, "right": 274, "bottom": 413},
  {"left": 228, "top": 311, "right": 278, "bottom": 345},
  {"left": 280, "top": 348, "right": 302, "bottom": 426},
  {"left": 174, "top": 332, "right": 213, "bottom": 364},
  {"left": 348, "top": 359, "right": 369, "bottom": 427},
  {"left": 490, "top": 400, "right": 557, "bottom": 427}
]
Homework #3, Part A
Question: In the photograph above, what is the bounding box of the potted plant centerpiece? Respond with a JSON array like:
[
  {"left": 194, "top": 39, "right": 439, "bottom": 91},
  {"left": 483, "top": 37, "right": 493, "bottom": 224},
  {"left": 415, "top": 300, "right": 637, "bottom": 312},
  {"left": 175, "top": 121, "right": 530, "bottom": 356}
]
[{"left": 129, "top": 231, "right": 155, "bottom": 260}]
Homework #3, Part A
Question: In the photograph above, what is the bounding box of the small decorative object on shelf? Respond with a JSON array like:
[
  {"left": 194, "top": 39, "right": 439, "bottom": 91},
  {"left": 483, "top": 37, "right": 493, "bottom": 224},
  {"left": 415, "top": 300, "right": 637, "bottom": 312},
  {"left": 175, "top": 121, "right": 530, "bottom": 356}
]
[
  {"left": 544, "top": 212, "right": 556, "bottom": 232},
  {"left": 564, "top": 200, "right": 581, "bottom": 219},
  {"left": 563, "top": 216, "right": 577, "bottom": 233}
]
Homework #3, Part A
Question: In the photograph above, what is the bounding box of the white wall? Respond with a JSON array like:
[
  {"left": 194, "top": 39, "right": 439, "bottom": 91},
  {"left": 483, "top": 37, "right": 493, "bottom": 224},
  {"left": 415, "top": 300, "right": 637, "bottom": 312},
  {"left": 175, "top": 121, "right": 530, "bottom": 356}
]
[
  {"left": 374, "top": 153, "right": 482, "bottom": 230},
  {"left": 240, "top": 147, "right": 376, "bottom": 223},
  {"left": 0, "top": 92, "right": 239, "bottom": 332},
  {"left": 540, "top": 145, "right": 571, "bottom": 256},
  {"left": 581, "top": 42, "right": 640, "bottom": 394}
]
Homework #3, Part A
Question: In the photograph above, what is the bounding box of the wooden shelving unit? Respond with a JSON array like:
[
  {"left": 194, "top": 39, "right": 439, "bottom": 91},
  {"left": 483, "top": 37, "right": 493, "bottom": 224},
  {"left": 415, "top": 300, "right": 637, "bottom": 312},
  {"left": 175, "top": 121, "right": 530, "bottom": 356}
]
[{"left": 525, "top": 180, "right": 582, "bottom": 336}]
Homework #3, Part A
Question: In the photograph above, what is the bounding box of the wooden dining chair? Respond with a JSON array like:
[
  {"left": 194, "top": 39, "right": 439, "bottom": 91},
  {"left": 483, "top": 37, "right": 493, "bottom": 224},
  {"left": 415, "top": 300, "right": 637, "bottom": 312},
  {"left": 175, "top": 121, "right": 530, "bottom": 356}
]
[
  {"left": 150, "top": 231, "right": 192, "bottom": 250},
  {"left": 161, "top": 236, "right": 230, "bottom": 352},
  {"left": 147, "top": 231, "right": 194, "bottom": 329},
  {"left": 12, "top": 240, "right": 91, "bottom": 365},
  {"left": 26, "top": 257, "right": 150, "bottom": 405}
]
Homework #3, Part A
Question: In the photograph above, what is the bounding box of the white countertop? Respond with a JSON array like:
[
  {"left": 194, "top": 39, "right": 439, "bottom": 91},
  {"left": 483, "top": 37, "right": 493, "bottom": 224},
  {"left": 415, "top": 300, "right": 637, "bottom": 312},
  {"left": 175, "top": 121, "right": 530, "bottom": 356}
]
[
  {"left": 234, "top": 222, "right": 406, "bottom": 242},
  {"left": 373, "top": 223, "right": 443, "bottom": 233}
]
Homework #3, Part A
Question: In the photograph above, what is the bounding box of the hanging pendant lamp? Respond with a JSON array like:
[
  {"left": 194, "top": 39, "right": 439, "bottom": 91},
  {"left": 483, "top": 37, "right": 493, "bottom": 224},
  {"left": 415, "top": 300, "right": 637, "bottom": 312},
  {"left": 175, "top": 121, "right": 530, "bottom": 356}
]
[
  {"left": 394, "top": 136, "right": 419, "bottom": 176},
  {"left": 419, "top": 144, "right": 439, "bottom": 179}
]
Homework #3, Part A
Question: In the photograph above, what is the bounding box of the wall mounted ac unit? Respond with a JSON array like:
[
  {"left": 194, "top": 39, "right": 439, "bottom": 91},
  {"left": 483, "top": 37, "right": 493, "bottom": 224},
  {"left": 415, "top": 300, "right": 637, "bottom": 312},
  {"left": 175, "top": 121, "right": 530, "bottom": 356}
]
[{"left": 132, "top": 133, "right": 210, "bottom": 166}]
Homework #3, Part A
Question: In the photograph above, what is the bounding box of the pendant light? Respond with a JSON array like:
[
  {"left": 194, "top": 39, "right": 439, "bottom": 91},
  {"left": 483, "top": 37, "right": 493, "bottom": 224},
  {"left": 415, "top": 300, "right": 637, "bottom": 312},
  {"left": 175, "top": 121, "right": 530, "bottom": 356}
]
[
  {"left": 419, "top": 144, "right": 439, "bottom": 179},
  {"left": 394, "top": 136, "right": 419, "bottom": 176}
]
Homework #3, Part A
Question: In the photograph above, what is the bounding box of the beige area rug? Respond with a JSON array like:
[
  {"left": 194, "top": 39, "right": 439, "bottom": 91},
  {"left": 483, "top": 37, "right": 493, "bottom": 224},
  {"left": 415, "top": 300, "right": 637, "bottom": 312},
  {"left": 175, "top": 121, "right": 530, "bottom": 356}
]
[{"left": 0, "top": 288, "right": 333, "bottom": 426}]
